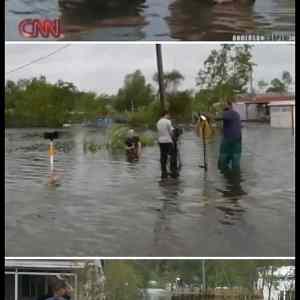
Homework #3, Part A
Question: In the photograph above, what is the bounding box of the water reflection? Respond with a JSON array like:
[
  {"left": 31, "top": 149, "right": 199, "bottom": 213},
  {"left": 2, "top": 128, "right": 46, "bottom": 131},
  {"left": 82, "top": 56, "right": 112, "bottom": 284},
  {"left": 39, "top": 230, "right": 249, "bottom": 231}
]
[
  {"left": 5, "top": 127, "right": 294, "bottom": 256},
  {"left": 167, "top": 0, "right": 256, "bottom": 40},
  {"left": 153, "top": 179, "right": 184, "bottom": 255},
  {"left": 59, "top": 0, "right": 147, "bottom": 39},
  {"left": 5, "top": 0, "right": 294, "bottom": 40},
  {"left": 216, "top": 169, "right": 247, "bottom": 225}
]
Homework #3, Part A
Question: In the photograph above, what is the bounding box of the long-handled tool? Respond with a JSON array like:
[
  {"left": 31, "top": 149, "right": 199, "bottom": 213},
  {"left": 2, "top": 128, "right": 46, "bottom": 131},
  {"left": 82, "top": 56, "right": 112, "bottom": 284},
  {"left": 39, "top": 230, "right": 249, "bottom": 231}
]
[{"left": 199, "top": 115, "right": 208, "bottom": 171}]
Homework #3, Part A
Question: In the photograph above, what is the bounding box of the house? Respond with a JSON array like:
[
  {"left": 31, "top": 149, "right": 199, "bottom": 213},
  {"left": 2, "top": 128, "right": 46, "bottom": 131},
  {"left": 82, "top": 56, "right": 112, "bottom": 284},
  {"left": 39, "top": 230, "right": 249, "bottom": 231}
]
[
  {"left": 5, "top": 260, "right": 84, "bottom": 300},
  {"left": 257, "top": 266, "right": 295, "bottom": 300},
  {"left": 233, "top": 94, "right": 294, "bottom": 123},
  {"left": 269, "top": 100, "right": 295, "bottom": 129}
]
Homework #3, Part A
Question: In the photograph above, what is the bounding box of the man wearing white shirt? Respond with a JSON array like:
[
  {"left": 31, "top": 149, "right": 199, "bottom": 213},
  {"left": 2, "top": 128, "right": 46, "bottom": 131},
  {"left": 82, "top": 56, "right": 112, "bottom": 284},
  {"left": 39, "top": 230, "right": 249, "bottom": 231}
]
[{"left": 156, "top": 110, "right": 178, "bottom": 179}]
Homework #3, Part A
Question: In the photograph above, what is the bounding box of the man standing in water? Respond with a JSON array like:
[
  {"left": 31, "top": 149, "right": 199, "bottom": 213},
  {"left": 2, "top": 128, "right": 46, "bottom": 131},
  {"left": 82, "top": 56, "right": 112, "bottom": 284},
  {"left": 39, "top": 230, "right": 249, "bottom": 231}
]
[
  {"left": 216, "top": 102, "right": 242, "bottom": 171},
  {"left": 156, "top": 111, "right": 178, "bottom": 179}
]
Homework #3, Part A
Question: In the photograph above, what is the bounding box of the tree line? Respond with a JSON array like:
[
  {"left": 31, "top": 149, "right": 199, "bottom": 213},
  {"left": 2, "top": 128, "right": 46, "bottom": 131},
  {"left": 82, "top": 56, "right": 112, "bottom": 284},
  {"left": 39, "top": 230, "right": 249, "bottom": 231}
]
[
  {"left": 79, "top": 260, "right": 294, "bottom": 300},
  {"left": 5, "top": 45, "right": 293, "bottom": 128}
]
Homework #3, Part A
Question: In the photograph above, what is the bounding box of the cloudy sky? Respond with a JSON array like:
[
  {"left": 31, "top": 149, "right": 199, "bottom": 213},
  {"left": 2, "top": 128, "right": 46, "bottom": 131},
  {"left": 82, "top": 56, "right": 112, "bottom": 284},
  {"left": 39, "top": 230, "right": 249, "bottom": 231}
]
[{"left": 5, "top": 43, "right": 295, "bottom": 94}]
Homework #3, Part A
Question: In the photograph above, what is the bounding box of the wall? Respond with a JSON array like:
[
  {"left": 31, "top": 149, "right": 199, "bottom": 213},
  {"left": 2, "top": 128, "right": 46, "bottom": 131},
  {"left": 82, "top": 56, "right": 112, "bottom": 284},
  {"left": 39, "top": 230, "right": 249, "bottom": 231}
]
[{"left": 270, "top": 106, "right": 294, "bottom": 128}]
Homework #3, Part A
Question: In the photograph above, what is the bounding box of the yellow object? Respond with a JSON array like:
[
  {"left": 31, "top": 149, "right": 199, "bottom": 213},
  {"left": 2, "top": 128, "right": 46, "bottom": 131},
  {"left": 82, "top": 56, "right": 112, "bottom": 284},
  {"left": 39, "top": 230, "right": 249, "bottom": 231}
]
[
  {"left": 195, "top": 118, "right": 214, "bottom": 140},
  {"left": 48, "top": 145, "right": 56, "bottom": 156}
]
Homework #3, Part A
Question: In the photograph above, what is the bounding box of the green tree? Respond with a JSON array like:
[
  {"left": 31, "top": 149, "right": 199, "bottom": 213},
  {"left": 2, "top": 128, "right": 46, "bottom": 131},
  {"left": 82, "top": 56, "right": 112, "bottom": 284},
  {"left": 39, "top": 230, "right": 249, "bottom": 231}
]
[
  {"left": 266, "top": 78, "right": 287, "bottom": 94},
  {"left": 266, "top": 71, "right": 293, "bottom": 94},
  {"left": 5, "top": 76, "right": 110, "bottom": 127},
  {"left": 104, "top": 262, "right": 143, "bottom": 300},
  {"left": 168, "top": 90, "right": 193, "bottom": 122},
  {"left": 257, "top": 80, "right": 269, "bottom": 93},
  {"left": 196, "top": 45, "right": 255, "bottom": 109},
  {"left": 153, "top": 69, "right": 185, "bottom": 96},
  {"left": 114, "top": 70, "right": 154, "bottom": 112}
]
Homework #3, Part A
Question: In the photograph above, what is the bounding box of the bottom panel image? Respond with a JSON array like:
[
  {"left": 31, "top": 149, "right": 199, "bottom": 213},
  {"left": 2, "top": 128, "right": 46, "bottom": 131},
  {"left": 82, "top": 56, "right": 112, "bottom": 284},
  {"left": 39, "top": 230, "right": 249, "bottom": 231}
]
[{"left": 5, "top": 259, "right": 295, "bottom": 300}]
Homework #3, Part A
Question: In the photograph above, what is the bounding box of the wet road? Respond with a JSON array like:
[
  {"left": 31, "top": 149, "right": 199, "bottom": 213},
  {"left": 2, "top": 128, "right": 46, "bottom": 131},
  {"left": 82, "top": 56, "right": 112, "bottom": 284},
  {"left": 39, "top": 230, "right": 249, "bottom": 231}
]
[
  {"left": 5, "top": 125, "right": 294, "bottom": 256},
  {"left": 144, "top": 289, "right": 171, "bottom": 300},
  {"left": 5, "top": 0, "right": 295, "bottom": 40}
]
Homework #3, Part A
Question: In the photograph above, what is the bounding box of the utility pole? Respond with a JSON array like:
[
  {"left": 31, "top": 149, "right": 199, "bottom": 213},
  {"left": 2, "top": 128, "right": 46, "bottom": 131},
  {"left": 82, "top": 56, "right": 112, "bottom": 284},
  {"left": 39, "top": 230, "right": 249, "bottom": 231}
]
[
  {"left": 249, "top": 66, "right": 255, "bottom": 97},
  {"left": 156, "top": 44, "right": 165, "bottom": 111},
  {"left": 202, "top": 260, "right": 206, "bottom": 292}
]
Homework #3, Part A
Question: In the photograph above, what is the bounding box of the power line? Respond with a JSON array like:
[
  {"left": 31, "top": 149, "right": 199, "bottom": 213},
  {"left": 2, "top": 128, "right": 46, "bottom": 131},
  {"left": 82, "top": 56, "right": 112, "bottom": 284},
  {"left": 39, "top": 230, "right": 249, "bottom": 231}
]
[{"left": 5, "top": 44, "right": 71, "bottom": 75}]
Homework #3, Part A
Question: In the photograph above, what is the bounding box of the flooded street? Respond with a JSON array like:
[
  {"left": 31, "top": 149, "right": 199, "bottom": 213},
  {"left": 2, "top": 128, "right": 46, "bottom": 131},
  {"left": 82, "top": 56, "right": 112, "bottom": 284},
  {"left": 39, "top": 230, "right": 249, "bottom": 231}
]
[
  {"left": 5, "top": 125, "right": 294, "bottom": 257},
  {"left": 5, "top": 0, "right": 295, "bottom": 41},
  {"left": 144, "top": 289, "right": 171, "bottom": 300}
]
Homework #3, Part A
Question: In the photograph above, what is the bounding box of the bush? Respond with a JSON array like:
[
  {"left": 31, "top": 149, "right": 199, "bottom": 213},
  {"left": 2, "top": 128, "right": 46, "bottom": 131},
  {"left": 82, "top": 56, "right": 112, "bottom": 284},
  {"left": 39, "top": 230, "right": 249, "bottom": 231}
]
[
  {"left": 106, "top": 125, "right": 155, "bottom": 150},
  {"left": 127, "top": 101, "right": 161, "bottom": 128}
]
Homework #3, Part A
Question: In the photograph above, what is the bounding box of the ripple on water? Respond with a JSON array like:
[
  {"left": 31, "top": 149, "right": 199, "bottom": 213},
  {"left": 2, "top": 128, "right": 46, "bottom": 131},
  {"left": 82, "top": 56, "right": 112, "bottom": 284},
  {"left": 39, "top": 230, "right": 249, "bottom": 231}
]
[
  {"left": 5, "top": 0, "right": 294, "bottom": 40},
  {"left": 5, "top": 127, "right": 295, "bottom": 256}
]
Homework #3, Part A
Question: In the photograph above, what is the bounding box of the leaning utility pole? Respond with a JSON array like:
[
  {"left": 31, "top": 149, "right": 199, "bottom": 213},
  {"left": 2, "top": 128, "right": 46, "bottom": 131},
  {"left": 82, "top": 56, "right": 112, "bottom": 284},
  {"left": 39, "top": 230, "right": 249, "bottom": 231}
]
[{"left": 156, "top": 44, "right": 165, "bottom": 111}]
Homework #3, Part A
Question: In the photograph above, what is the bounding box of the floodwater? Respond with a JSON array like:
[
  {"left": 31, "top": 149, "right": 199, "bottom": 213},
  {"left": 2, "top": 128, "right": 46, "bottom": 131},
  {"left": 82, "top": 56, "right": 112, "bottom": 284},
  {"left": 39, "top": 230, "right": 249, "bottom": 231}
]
[
  {"left": 144, "top": 289, "right": 171, "bottom": 300},
  {"left": 5, "top": 0, "right": 295, "bottom": 41},
  {"left": 5, "top": 125, "right": 294, "bottom": 256}
]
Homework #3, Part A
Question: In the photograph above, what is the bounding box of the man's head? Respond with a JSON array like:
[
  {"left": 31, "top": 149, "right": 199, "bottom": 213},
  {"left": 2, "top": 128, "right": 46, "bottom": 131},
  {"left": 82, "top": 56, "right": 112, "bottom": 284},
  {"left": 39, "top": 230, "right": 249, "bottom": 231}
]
[
  {"left": 161, "top": 110, "right": 170, "bottom": 119},
  {"left": 128, "top": 129, "right": 135, "bottom": 137},
  {"left": 224, "top": 101, "right": 233, "bottom": 111},
  {"left": 64, "top": 286, "right": 73, "bottom": 297},
  {"left": 52, "top": 280, "right": 67, "bottom": 297}
]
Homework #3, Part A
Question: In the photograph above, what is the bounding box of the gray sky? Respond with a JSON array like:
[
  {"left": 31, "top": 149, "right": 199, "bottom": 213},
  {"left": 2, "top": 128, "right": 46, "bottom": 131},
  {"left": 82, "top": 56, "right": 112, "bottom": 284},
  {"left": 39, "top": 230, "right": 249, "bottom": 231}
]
[{"left": 5, "top": 43, "right": 295, "bottom": 94}]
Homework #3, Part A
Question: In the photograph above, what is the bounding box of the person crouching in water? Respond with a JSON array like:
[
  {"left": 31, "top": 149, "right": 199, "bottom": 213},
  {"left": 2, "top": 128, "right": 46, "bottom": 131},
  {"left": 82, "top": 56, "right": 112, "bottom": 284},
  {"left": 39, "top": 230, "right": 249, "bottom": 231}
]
[
  {"left": 125, "top": 129, "right": 142, "bottom": 162},
  {"left": 216, "top": 101, "right": 242, "bottom": 171},
  {"left": 156, "top": 110, "right": 178, "bottom": 179}
]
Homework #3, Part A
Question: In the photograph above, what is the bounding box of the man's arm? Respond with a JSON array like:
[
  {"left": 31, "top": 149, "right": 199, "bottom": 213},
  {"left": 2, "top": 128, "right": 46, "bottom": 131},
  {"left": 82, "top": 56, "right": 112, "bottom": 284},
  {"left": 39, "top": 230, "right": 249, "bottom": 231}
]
[{"left": 167, "top": 121, "right": 174, "bottom": 138}]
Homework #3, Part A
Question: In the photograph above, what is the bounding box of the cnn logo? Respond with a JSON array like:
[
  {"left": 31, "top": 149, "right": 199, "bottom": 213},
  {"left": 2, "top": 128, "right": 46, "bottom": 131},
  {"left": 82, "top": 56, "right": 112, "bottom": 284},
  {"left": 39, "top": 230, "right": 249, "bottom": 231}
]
[{"left": 19, "top": 19, "right": 64, "bottom": 38}]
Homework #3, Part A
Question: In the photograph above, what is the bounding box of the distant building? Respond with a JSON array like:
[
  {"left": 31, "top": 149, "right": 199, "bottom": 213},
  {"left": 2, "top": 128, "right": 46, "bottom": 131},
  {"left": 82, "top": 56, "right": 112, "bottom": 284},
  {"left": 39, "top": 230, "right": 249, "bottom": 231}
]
[
  {"left": 257, "top": 266, "right": 295, "bottom": 300},
  {"left": 233, "top": 94, "right": 294, "bottom": 127},
  {"left": 269, "top": 100, "right": 295, "bottom": 129}
]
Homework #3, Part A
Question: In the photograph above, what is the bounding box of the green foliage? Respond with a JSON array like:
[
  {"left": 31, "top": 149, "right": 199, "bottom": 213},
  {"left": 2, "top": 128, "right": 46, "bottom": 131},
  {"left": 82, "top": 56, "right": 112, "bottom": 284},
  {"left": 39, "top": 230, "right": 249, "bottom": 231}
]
[
  {"left": 196, "top": 45, "right": 255, "bottom": 107},
  {"left": 104, "top": 262, "right": 143, "bottom": 300},
  {"left": 257, "top": 80, "right": 269, "bottom": 93},
  {"left": 114, "top": 70, "right": 155, "bottom": 112},
  {"left": 105, "top": 125, "right": 155, "bottom": 150},
  {"left": 130, "top": 260, "right": 293, "bottom": 292},
  {"left": 153, "top": 69, "right": 185, "bottom": 95},
  {"left": 5, "top": 76, "right": 111, "bottom": 128},
  {"left": 260, "top": 71, "right": 292, "bottom": 94},
  {"left": 168, "top": 90, "right": 193, "bottom": 122},
  {"left": 266, "top": 78, "right": 287, "bottom": 93},
  {"left": 126, "top": 101, "right": 161, "bottom": 128}
]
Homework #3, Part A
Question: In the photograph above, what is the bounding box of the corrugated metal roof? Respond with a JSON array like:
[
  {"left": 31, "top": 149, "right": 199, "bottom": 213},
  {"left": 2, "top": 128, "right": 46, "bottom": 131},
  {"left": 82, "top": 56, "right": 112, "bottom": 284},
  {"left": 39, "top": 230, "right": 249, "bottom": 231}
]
[{"left": 5, "top": 259, "right": 86, "bottom": 269}]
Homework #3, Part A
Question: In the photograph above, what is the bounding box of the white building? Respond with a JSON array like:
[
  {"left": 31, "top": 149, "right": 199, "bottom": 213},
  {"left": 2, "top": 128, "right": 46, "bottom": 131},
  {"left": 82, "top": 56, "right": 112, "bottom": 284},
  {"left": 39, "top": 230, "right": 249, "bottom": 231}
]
[
  {"left": 257, "top": 266, "right": 295, "bottom": 300},
  {"left": 233, "top": 94, "right": 295, "bottom": 127},
  {"left": 269, "top": 100, "right": 295, "bottom": 129}
]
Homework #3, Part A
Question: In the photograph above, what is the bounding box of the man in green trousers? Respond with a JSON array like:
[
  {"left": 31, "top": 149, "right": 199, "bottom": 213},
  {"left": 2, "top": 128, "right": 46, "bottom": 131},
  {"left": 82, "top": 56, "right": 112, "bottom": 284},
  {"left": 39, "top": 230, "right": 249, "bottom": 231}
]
[{"left": 216, "top": 102, "right": 242, "bottom": 171}]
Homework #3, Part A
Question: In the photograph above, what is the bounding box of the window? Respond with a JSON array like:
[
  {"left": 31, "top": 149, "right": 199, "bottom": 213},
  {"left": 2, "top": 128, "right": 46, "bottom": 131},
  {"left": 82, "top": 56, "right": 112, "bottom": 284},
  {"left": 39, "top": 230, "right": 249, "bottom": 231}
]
[
  {"left": 271, "top": 107, "right": 281, "bottom": 112},
  {"left": 5, "top": 275, "right": 15, "bottom": 300},
  {"left": 20, "top": 275, "right": 45, "bottom": 298}
]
